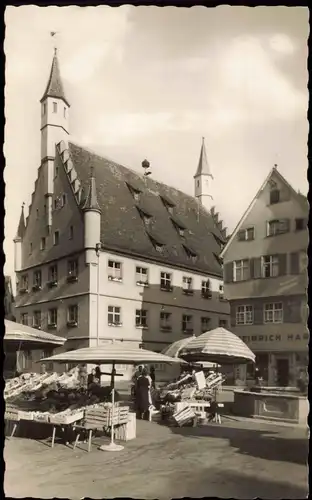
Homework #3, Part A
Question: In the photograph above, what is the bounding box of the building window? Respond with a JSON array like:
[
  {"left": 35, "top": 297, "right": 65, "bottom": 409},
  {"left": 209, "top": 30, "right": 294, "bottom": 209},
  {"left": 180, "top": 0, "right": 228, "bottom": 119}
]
[
  {"left": 42, "top": 103, "right": 46, "bottom": 115},
  {"left": 201, "top": 317, "right": 210, "bottom": 333},
  {"left": 160, "top": 311, "right": 172, "bottom": 331},
  {"left": 40, "top": 237, "right": 46, "bottom": 251},
  {"left": 69, "top": 225, "right": 74, "bottom": 240},
  {"left": 182, "top": 276, "right": 193, "bottom": 295},
  {"left": 36, "top": 208, "right": 39, "bottom": 219},
  {"left": 44, "top": 204, "right": 47, "bottom": 214},
  {"left": 270, "top": 189, "right": 280, "bottom": 204},
  {"left": 201, "top": 279, "right": 212, "bottom": 298},
  {"left": 67, "top": 259, "right": 78, "bottom": 282},
  {"left": 237, "top": 227, "right": 255, "bottom": 241},
  {"left": 21, "top": 312, "right": 28, "bottom": 325},
  {"left": 160, "top": 272, "right": 172, "bottom": 291},
  {"left": 108, "top": 306, "right": 122, "bottom": 326},
  {"left": 236, "top": 305, "right": 253, "bottom": 325},
  {"left": 295, "top": 218, "right": 306, "bottom": 231},
  {"left": 33, "top": 270, "right": 42, "bottom": 290},
  {"left": 219, "top": 284, "right": 225, "bottom": 300},
  {"left": 108, "top": 260, "right": 122, "bottom": 282},
  {"left": 264, "top": 302, "right": 283, "bottom": 324},
  {"left": 64, "top": 107, "right": 66, "bottom": 118},
  {"left": 20, "top": 274, "right": 28, "bottom": 293},
  {"left": 261, "top": 255, "right": 279, "bottom": 278},
  {"left": 135, "top": 309, "right": 148, "bottom": 328},
  {"left": 48, "top": 264, "right": 58, "bottom": 286},
  {"left": 219, "top": 319, "right": 228, "bottom": 328},
  {"left": 267, "top": 219, "right": 289, "bottom": 236},
  {"left": 53, "top": 231, "right": 59, "bottom": 246},
  {"left": 48, "top": 308, "right": 58, "bottom": 327},
  {"left": 233, "top": 260, "right": 250, "bottom": 282},
  {"left": 136, "top": 266, "right": 149, "bottom": 286},
  {"left": 53, "top": 102, "right": 57, "bottom": 113},
  {"left": 182, "top": 314, "right": 193, "bottom": 334},
  {"left": 62, "top": 194, "right": 66, "bottom": 207},
  {"left": 29, "top": 243, "right": 33, "bottom": 254},
  {"left": 67, "top": 305, "right": 78, "bottom": 326},
  {"left": 33, "top": 310, "right": 42, "bottom": 329}
]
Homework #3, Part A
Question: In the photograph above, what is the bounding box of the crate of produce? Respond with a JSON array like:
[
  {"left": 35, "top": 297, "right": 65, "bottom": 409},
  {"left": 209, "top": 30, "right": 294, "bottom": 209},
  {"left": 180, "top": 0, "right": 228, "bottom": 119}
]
[
  {"left": 50, "top": 411, "right": 84, "bottom": 425},
  {"left": 32, "top": 412, "right": 51, "bottom": 423},
  {"left": 17, "top": 410, "right": 34, "bottom": 421},
  {"left": 5, "top": 408, "right": 20, "bottom": 421}
]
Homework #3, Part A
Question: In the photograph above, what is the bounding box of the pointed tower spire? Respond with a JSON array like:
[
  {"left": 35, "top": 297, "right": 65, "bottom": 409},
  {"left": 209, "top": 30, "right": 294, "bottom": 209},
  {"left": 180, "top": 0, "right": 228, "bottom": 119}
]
[
  {"left": 40, "top": 48, "right": 70, "bottom": 107},
  {"left": 14, "top": 203, "right": 26, "bottom": 240},
  {"left": 82, "top": 167, "right": 101, "bottom": 213},
  {"left": 194, "top": 137, "right": 214, "bottom": 212},
  {"left": 194, "top": 137, "right": 213, "bottom": 178}
]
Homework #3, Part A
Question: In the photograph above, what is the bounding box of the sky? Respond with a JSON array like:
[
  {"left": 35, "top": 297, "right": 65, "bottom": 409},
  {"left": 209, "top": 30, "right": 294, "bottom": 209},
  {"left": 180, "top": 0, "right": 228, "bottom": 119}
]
[{"left": 4, "top": 5, "right": 309, "bottom": 280}]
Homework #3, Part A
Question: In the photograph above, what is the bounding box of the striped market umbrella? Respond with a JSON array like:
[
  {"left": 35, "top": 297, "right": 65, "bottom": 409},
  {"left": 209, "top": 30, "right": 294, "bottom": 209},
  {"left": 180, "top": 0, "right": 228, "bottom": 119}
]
[
  {"left": 179, "top": 327, "right": 255, "bottom": 365},
  {"left": 162, "top": 338, "right": 220, "bottom": 368},
  {"left": 41, "top": 342, "right": 181, "bottom": 453},
  {"left": 4, "top": 320, "right": 66, "bottom": 350}
]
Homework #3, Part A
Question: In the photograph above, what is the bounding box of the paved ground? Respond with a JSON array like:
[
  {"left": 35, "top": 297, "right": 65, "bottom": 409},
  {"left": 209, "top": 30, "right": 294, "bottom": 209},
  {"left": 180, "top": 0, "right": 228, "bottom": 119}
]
[{"left": 4, "top": 418, "right": 308, "bottom": 499}]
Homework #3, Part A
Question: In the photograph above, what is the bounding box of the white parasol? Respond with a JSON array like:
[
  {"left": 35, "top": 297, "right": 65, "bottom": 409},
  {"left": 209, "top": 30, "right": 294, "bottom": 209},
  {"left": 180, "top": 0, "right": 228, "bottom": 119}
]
[
  {"left": 41, "top": 343, "right": 181, "bottom": 452},
  {"left": 179, "top": 327, "right": 255, "bottom": 365},
  {"left": 4, "top": 320, "right": 66, "bottom": 350}
]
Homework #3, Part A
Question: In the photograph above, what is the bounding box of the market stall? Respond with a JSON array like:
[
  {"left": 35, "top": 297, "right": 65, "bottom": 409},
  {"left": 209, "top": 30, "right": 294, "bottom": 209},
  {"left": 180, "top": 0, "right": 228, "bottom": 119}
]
[
  {"left": 40, "top": 342, "right": 181, "bottom": 452},
  {"left": 158, "top": 327, "right": 255, "bottom": 426}
]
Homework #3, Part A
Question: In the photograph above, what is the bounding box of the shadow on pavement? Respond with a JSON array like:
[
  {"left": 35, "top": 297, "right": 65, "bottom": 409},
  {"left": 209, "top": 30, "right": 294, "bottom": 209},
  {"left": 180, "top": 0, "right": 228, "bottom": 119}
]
[
  {"left": 167, "top": 466, "right": 308, "bottom": 499},
  {"left": 167, "top": 421, "right": 308, "bottom": 466}
]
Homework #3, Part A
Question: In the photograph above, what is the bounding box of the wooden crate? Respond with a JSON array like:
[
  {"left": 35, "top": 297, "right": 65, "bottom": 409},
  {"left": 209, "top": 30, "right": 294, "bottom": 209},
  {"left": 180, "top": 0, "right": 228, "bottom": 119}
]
[
  {"left": 85, "top": 406, "right": 129, "bottom": 427},
  {"left": 173, "top": 406, "right": 196, "bottom": 427},
  {"left": 50, "top": 411, "right": 84, "bottom": 425},
  {"left": 5, "top": 409, "right": 19, "bottom": 421},
  {"left": 18, "top": 410, "right": 34, "bottom": 421}
]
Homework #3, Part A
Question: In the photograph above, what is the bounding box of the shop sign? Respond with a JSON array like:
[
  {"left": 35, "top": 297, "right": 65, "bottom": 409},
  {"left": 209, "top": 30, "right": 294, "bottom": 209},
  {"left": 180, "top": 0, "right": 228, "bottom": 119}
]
[{"left": 241, "top": 333, "right": 309, "bottom": 343}]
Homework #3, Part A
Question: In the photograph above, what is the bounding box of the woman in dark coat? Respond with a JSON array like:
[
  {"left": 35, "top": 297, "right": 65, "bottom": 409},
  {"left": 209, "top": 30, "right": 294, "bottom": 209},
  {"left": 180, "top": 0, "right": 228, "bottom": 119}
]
[{"left": 135, "top": 367, "right": 150, "bottom": 420}]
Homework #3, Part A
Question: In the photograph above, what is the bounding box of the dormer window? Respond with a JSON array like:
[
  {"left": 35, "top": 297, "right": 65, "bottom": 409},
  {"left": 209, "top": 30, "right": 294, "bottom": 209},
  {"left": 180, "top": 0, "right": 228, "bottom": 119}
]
[
  {"left": 270, "top": 189, "right": 280, "bottom": 204},
  {"left": 137, "top": 207, "right": 152, "bottom": 226},
  {"left": 160, "top": 195, "right": 175, "bottom": 214},
  {"left": 148, "top": 234, "right": 165, "bottom": 253},
  {"left": 53, "top": 102, "right": 57, "bottom": 113},
  {"left": 126, "top": 183, "right": 142, "bottom": 201},
  {"left": 183, "top": 244, "right": 197, "bottom": 262},
  {"left": 171, "top": 217, "right": 186, "bottom": 237}
]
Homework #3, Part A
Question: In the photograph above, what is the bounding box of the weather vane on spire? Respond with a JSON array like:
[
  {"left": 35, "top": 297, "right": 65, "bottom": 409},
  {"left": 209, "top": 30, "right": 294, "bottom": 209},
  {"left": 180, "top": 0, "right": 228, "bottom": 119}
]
[{"left": 50, "top": 31, "right": 59, "bottom": 54}]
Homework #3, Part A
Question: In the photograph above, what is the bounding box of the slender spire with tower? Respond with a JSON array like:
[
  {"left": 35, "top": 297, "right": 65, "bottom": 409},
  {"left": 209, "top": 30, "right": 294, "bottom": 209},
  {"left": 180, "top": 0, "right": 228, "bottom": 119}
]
[
  {"left": 194, "top": 137, "right": 214, "bottom": 212},
  {"left": 82, "top": 167, "right": 101, "bottom": 213},
  {"left": 41, "top": 40, "right": 70, "bottom": 231}
]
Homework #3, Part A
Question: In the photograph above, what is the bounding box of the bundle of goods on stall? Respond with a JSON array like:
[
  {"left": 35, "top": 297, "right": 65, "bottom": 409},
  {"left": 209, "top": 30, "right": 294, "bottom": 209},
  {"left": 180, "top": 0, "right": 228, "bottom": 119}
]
[{"left": 4, "top": 368, "right": 122, "bottom": 426}]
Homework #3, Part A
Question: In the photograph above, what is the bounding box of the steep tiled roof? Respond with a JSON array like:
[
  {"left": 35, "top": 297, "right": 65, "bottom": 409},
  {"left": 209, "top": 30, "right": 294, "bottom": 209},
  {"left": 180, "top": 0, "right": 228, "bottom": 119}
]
[
  {"left": 69, "top": 142, "right": 225, "bottom": 277},
  {"left": 14, "top": 204, "right": 26, "bottom": 240},
  {"left": 40, "top": 49, "right": 70, "bottom": 107},
  {"left": 194, "top": 137, "right": 212, "bottom": 177}
]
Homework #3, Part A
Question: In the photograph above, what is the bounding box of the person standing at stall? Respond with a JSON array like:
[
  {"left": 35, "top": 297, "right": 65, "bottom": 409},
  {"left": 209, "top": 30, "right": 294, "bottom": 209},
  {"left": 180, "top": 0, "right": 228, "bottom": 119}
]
[
  {"left": 150, "top": 366, "right": 156, "bottom": 389},
  {"left": 135, "top": 367, "right": 151, "bottom": 420}
]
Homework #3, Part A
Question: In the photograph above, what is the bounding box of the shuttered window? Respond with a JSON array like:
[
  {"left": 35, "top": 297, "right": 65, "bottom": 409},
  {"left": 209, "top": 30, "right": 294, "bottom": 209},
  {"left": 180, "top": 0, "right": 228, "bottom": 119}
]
[
  {"left": 290, "top": 252, "right": 300, "bottom": 274},
  {"left": 284, "top": 298, "right": 302, "bottom": 323},
  {"left": 223, "top": 262, "right": 233, "bottom": 283}
]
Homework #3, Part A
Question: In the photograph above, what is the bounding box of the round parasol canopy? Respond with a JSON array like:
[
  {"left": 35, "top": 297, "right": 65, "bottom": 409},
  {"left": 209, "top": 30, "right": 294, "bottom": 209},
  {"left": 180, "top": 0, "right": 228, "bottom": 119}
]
[
  {"left": 39, "top": 343, "right": 182, "bottom": 365},
  {"left": 179, "top": 327, "right": 255, "bottom": 365},
  {"left": 4, "top": 320, "right": 66, "bottom": 351},
  {"left": 161, "top": 338, "right": 220, "bottom": 368}
]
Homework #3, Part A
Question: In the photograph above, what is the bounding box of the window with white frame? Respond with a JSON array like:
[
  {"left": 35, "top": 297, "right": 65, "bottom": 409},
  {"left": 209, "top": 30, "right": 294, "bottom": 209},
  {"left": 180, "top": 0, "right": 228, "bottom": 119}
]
[
  {"left": 48, "top": 308, "right": 58, "bottom": 326},
  {"left": 53, "top": 102, "right": 57, "bottom": 113},
  {"left": 33, "top": 270, "right": 42, "bottom": 289},
  {"left": 160, "top": 311, "right": 172, "bottom": 331},
  {"left": 237, "top": 227, "right": 255, "bottom": 241},
  {"left": 49, "top": 264, "right": 58, "bottom": 282},
  {"left": 108, "top": 260, "right": 122, "bottom": 281},
  {"left": 20, "top": 274, "right": 28, "bottom": 291},
  {"left": 182, "top": 314, "right": 193, "bottom": 333},
  {"left": 233, "top": 260, "right": 250, "bottom": 282},
  {"left": 33, "top": 310, "right": 42, "bottom": 328},
  {"left": 108, "top": 306, "right": 122, "bottom": 326},
  {"left": 267, "top": 219, "right": 289, "bottom": 236},
  {"left": 135, "top": 309, "right": 148, "bottom": 327},
  {"left": 264, "top": 302, "right": 283, "bottom": 323},
  {"left": 68, "top": 305, "right": 78, "bottom": 325},
  {"left": 201, "top": 279, "right": 212, "bottom": 298},
  {"left": 261, "top": 255, "right": 279, "bottom": 278},
  {"left": 53, "top": 231, "right": 60, "bottom": 246},
  {"left": 69, "top": 225, "right": 74, "bottom": 240},
  {"left": 67, "top": 259, "right": 78, "bottom": 280},
  {"left": 182, "top": 276, "right": 193, "bottom": 293},
  {"left": 219, "top": 319, "right": 228, "bottom": 328},
  {"left": 136, "top": 266, "right": 149, "bottom": 286},
  {"left": 40, "top": 237, "right": 46, "bottom": 251},
  {"left": 201, "top": 316, "right": 210, "bottom": 333},
  {"left": 160, "top": 271, "right": 172, "bottom": 290},
  {"left": 236, "top": 305, "right": 253, "bottom": 325},
  {"left": 21, "top": 312, "right": 28, "bottom": 325}
]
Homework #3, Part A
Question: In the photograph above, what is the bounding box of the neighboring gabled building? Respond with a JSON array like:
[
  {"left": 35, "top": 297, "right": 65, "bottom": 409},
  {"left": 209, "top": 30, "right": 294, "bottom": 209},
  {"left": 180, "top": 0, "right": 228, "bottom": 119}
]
[
  {"left": 13, "top": 49, "right": 229, "bottom": 377},
  {"left": 220, "top": 166, "right": 308, "bottom": 387}
]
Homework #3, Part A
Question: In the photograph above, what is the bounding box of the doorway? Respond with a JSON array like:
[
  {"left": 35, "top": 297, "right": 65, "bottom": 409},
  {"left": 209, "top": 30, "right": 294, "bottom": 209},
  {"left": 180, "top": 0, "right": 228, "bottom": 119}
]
[{"left": 276, "top": 358, "right": 289, "bottom": 387}]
